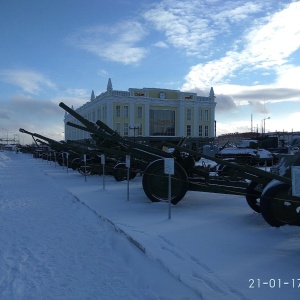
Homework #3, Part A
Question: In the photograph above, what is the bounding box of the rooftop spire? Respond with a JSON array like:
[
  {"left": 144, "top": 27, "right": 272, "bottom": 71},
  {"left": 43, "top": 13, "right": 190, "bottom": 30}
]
[
  {"left": 90, "top": 90, "right": 95, "bottom": 101},
  {"left": 107, "top": 78, "right": 113, "bottom": 92},
  {"left": 209, "top": 87, "right": 215, "bottom": 100}
]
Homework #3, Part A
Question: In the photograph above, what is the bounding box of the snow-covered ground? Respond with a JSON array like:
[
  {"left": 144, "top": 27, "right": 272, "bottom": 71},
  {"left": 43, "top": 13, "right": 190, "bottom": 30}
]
[{"left": 1, "top": 151, "right": 300, "bottom": 300}]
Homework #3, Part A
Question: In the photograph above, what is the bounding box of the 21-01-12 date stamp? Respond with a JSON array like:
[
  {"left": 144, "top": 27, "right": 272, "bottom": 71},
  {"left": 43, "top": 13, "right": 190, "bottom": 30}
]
[{"left": 249, "top": 278, "right": 300, "bottom": 289}]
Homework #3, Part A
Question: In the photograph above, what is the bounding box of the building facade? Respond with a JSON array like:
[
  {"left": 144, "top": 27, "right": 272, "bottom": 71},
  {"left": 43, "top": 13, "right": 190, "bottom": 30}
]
[{"left": 64, "top": 79, "right": 217, "bottom": 140}]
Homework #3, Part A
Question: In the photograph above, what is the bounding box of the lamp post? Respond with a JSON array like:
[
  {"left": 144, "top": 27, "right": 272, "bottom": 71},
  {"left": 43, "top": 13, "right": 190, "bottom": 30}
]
[{"left": 129, "top": 124, "right": 140, "bottom": 142}]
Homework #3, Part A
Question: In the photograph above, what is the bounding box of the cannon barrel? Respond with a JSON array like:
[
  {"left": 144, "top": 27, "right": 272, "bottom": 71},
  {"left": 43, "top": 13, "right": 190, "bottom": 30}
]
[
  {"left": 19, "top": 128, "right": 35, "bottom": 136},
  {"left": 96, "top": 119, "right": 121, "bottom": 137},
  {"left": 59, "top": 102, "right": 98, "bottom": 131},
  {"left": 20, "top": 128, "right": 86, "bottom": 154},
  {"left": 20, "top": 128, "right": 63, "bottom": 147},
  {"left": 66, "top": 121, "right": 173, "bottom": 160}
]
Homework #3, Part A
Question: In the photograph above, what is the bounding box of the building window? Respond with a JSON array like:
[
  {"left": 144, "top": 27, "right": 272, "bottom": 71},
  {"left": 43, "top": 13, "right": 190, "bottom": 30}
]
[
  {"left": 137, "top": 106, "right": 142, "bottom": 119},
  {"left": 187, "top": 125, "right": 191, "bottom": 136},
  {"left": 116, "top": 105, "right": 121, "bottom": 117},
  {"left": 116, "top": 123, "right": 121, "bottom": 135},
  {"left": 199, "top": 125, "right": 203, "bottom": 137},
  {"left": 124, "top": 123, "right": 129, "bottom": 136},
  {"left": 124, "top": 105, "right": 129, "bottom": 118},
  {"left": 103, "top": 106, "right": 107, "bottom": 119},
  {"left": 205, "top": 125, "right": 209, "bottom": 137},
  {"left": 150, "top": 109, "right": 175, "bottom": 136},
  {"left": 199, "top": 110, "right": 203, "bottom": 121},
  {"left": 137, "top": 124, "right": 142, "bottom": 136},
  {"left": 205, "top": 110, "right": 209, "bottom": 121},
  {"left": 187, "top": 109, "right": 191, "bottom": 121}
]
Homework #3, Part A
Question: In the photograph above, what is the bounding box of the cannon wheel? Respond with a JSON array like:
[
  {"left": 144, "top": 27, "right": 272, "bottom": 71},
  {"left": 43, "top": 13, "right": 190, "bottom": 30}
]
[
  {"left": 113, "top": 163, "right": 137, "bottom": 182},
  {"left": 245, "top": 181, "right": 262, "bottom": 213},
  {"left": 142, "top": 159, "right": 188, "bottom": 205},
  {"left": 260, "top": 183, "right": 300, "bottom": 227},
  {"left": 78, "top": 165, "right": 92, "bottom": 176}
]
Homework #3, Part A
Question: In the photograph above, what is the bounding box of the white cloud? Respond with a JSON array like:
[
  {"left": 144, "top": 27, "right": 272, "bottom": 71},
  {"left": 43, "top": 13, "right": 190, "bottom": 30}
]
[
  {"left": 182, "top": 2, "right": 300, "bottom": 91},
  {"left": 0, "top": 69, "right": 56, "bottom": 94},
  {"left": 143, "top": 0, "right": 263, "bottom": 57},
  {"left": 66, "top": 21, "right": 148, "bottom": 65},
  {"left": 240, "top": 2, "right": 300, "bottom": 69},
  {"left": 275, "top": 65, "right": 300, "bottom": 88},
  {"left": 153, "top": 41, "right": 169, "bottom": 48},
  {"left": 97, "top": 69, "right": 109, "bottom": 77}
]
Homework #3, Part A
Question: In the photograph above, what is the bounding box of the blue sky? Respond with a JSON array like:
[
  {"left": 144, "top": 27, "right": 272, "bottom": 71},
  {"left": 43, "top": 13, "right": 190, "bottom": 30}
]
[{"left": 1, "top": 0, "right": 300, "bottom": 144}]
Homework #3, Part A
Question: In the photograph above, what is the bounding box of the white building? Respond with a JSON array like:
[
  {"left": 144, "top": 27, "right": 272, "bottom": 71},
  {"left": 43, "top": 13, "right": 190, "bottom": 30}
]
[{"left": 64, "top": 79, "right": 217, "bottom": 140}]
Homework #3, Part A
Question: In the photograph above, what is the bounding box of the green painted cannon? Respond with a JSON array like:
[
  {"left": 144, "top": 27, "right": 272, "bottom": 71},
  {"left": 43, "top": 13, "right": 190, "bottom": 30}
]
[
  {"left": 59, "top": 102, "right": 175, "bottom": 181},
  {"left": 19, "top": 128, "right": 95, "bottom": 169},
  {"left": 59, "top": 102, "right": 300, "bottom": 227}
]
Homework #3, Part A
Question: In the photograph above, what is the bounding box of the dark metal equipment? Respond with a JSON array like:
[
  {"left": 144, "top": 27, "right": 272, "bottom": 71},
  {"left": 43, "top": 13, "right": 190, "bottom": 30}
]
[{"left": 20, "top": 102, "right": 300, "bottom": 228}]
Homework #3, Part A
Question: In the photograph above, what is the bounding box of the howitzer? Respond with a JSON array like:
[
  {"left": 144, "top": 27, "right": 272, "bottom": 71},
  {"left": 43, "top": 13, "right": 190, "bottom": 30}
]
[
  {"left": 60, "top": 102, "right": 124, "bottom": 149},
  {"left": 65, "top": 121, "right": 173, "bottom": 181},
  {"left": 19, "top": 128, "right": 90, "bottom": 166},
  {"left": 68, "top": 122, "right": 300, "bottom": 227},
  {"left": 59, "top": 102, "right": 300, "bottom": 227},
  {"left": 66, "top": 121, "right": 173, "bottom": 160},
  {"left": 20, "top": 128, "right": 73, "bottom": 152}
]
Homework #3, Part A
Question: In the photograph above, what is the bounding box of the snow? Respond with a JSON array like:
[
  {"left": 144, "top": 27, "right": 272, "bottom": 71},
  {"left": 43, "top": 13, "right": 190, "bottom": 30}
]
[
  {"left": 1, "top": 151, "right": 300, "bottom": 300},
  {"left": 219, "top": 147, "right": 273, "bottom": 159}
]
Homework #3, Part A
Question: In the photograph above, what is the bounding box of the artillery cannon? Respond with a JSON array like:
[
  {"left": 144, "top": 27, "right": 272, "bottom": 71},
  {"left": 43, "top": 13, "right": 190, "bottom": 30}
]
[
  {"left": 59, "top": 102, "right": 300, "bottom": 227},
  {"left": 19, "top": 128, "right": 96, "bottom": 169},
  {"left": 59, "top": 102, "right": 176, "bottom": 180}
]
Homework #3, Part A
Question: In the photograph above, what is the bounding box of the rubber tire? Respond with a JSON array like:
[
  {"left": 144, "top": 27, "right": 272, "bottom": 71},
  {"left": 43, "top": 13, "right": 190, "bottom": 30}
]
[
  {"left": 245, "top": 181, "right": 262, "bottom": 213},
  {"left": 142, "top": 159, "right": 189, "bottom": 205},
  {"left": 260, "top": 183, "right": 299, "bottom": 227}
]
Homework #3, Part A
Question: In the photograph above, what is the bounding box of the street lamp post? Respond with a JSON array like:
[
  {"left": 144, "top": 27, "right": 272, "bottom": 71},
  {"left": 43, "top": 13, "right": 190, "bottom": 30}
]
[{"left": 129, "top": 124, "right": 140, "bottom": 142}]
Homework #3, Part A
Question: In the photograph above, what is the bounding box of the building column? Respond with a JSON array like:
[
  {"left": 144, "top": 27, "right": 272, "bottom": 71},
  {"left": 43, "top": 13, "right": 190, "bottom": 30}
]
[
  {"left": 107, "top": 102, "right": 113, "bottom": 129},
  {"left": 210, "top": 105, "right": 215, "bottom": 137},
  {"left": 145, "top": 103, "right": 150, "bottom": 136},
  {"left": 129, "top": 102, "right": 135, "bottom": 136},
  {"left": 178, "top": 102, "right": 184, "bottom": 136},
  {"left": 193, "top": 105, "right": 198, "bottom": 137}
]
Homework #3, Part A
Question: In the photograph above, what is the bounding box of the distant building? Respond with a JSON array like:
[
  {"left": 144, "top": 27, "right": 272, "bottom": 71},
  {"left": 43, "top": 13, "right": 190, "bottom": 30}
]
[{"left": 64, "top": 78, "right": 217, "bottom": 140}]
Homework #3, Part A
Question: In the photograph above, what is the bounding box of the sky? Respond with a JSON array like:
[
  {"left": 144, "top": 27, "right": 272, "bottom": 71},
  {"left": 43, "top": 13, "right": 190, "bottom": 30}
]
[{"left": 1, "top": 0, "right": 300, "bottom": 144}]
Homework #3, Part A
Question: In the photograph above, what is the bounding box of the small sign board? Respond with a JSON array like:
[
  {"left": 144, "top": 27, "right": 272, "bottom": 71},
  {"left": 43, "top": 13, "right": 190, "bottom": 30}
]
[
  {"left": 164, "top": 158, "right": 174, "bottom": 175},
  {"left": 101, "top": 154, "right": 105, "bottom": 165},
  {"left": 126, "top": 155, "right": 130, "bottom": 168},
  {"left": 292, "top": 166, "right": 300, "bottom": 197}
]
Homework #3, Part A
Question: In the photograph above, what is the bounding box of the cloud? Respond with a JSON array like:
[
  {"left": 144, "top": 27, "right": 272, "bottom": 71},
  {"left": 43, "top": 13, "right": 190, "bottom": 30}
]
[
  {"left": 143, "top": 0, "right": 263, "bottom": 57},
  {"left": 66, "top": 21, "right": 148, "bottom": 65},
  {"left": 182, "top": 1, "right": 300, "bottom": 89},
  {"left": 181, "top": 1, "right": 300, "bottom": 117},
  {"left": 97, "top": 69, "right": 109, "bottom": 77},
  {"left": 10, "top": 94, "right": 62, "bottom": 118},
  {"left": 215, "top": 94, "right": 237, "bottom": 112},
  {"left": 0, "top": 110, "right": 10, "bottom": 120},
  {"left": 0, "top": 69, "right": 56, "bottom": 94},
  {"left": 153, "top": 41, "right": 169, "bottom": 48},
  {"left": 0, "top": 94, "right": 65, "bottom": 144},
  {"left": 248, "top": 101, "right": 270, "bottom": 114},
  {"left": 231, "top": 87, "right": 300, "bottom": 102}
]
